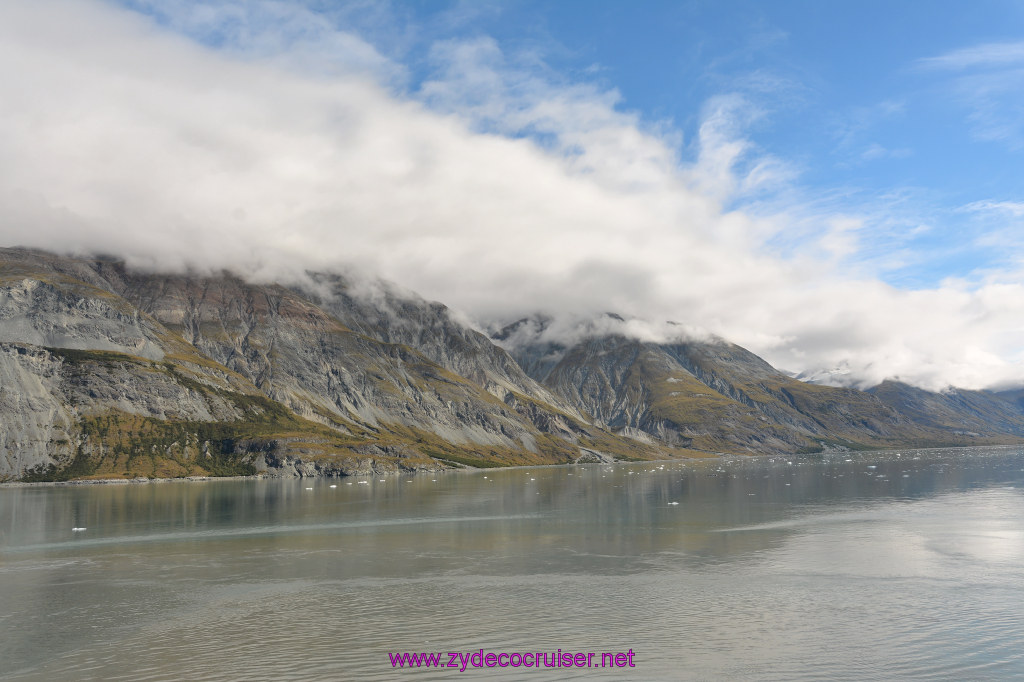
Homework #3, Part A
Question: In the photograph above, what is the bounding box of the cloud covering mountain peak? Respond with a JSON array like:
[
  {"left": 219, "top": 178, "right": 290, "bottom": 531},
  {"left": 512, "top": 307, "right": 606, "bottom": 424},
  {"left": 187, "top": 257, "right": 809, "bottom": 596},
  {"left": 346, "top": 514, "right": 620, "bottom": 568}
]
[{"left": 2, "top": 0, "right": 1023, "bottom": 391}]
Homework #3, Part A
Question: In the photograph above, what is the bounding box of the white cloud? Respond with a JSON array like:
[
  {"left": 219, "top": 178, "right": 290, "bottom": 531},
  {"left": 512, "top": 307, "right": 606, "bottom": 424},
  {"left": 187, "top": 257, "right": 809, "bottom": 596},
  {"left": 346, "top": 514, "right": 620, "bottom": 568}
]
[
  {"left": 816, "top": 217, "right": 862, "bottom": 259},
  {"left": 963, "top": 200, "right": 1024, "bottom": 217},
  {"left": 1, "top": 1, "right": 1023, "bottom": 391},
  {"left": 918, "top": 42, "right": 1024, "bottom": 71},
  {"left": 859, "top": 143, "right": 911, "bottom": 161}
]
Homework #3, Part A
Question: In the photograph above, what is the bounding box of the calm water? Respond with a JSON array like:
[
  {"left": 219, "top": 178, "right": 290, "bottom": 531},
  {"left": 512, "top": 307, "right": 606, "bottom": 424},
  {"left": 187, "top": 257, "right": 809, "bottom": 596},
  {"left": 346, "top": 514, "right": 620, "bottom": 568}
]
[{"left": 2, "top": 447, "right": 1024, "bottom": 680}]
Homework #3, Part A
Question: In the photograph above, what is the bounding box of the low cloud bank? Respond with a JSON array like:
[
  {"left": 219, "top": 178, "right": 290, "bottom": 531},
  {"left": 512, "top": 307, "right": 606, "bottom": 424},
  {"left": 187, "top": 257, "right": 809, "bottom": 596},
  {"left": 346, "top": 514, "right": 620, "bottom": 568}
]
[{"left": 1, "top": 1, "right": 1023, "bottom": 391}]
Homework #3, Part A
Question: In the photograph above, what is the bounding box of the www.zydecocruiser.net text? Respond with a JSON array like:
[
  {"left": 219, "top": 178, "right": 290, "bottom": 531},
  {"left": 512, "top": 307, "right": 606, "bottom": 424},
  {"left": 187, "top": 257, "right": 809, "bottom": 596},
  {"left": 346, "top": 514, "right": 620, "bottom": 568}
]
[{"left": 389, "top": 649, "right": 637, "bottom": 671}]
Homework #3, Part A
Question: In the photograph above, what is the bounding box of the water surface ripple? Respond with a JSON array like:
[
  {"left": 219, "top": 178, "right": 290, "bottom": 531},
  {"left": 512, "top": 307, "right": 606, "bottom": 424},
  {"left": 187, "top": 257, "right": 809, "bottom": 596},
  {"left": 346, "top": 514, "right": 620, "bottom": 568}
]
[{"left": 2, "top": 446, "right": 1023, "bottom": 680}]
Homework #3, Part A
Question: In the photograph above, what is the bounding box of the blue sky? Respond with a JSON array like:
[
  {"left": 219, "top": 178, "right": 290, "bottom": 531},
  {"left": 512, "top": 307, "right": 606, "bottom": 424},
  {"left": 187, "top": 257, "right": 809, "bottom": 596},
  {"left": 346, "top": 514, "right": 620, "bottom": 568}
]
[
  {"left": 3, "top": 0, "right": 1024, "bottom": 389},
  {"left": 554, "top": 0, "right": 1018, "bottom": 284}
]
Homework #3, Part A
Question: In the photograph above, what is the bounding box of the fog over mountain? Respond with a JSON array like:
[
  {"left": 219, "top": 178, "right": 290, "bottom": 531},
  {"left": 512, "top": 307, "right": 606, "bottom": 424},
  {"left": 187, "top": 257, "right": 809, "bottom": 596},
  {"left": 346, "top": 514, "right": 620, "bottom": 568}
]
[{"left": 2, "top": 1, "right": 1024, "bottom": 391}]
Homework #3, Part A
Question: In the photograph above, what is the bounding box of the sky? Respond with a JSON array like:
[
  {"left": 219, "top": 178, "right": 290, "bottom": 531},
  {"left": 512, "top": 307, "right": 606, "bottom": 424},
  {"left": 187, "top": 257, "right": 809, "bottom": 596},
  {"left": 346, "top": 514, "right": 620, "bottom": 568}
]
[{"left": 2, "top": 0, "right": 1024, "bottom": 391}]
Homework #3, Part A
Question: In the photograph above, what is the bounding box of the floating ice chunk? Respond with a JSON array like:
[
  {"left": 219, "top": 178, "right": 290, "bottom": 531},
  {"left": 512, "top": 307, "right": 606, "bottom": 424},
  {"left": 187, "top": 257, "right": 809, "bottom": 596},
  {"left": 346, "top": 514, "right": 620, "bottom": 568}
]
[
  {"left": 330, "top": 484, "right": 337, "bottom": 488},
  {"left": 867, "top": 465, "right": 877, "bottom": 469},
  {"left": 305, "top": 487, "right": 313, "bottom": 490},
  {"left": 72, "top": 527, "right": 86, "bottom": 532},
  {"left": 668, "top": 502, "right": 679, "bottom": 506}
]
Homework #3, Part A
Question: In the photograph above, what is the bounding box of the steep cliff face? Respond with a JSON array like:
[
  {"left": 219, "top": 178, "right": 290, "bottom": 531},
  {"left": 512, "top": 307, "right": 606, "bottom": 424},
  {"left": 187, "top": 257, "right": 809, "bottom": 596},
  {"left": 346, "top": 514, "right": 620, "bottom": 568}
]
[
  {"left": 0, "top": 251, "right": 427, "bottom": 480},
  {"left": 0, "top": 274, "right": 166, "bottom": 360},
  {"left": 298, "top": 274, "right": 580, "bottom": 416},
  {"left": 0, "top": 253, "right": 248, "bottom": 480},
  {"left": 101, "top": 267, "right": 619, "bottom": 462},
  {"left": 0, "top": 344, "right": 76, "bottom": 478}
]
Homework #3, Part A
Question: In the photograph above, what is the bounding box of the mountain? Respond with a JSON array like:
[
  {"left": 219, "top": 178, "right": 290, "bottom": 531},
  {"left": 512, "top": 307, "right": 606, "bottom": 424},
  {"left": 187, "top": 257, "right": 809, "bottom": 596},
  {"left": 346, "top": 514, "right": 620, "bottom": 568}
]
[
  {"left": 0, "top": 248, "right": 668, "bottom": 482},
  {"left": 868, "top": 380, "right": 1024, "bottom": 438},
  {"left": 2, "top": 247, "right": 1023, "bottom": 482},
  {"left": 295, "top": 272, "right": 579, "bottom": 418},
  {"left": 495, "top": 316, "right": 1024, "bottom": 455}
]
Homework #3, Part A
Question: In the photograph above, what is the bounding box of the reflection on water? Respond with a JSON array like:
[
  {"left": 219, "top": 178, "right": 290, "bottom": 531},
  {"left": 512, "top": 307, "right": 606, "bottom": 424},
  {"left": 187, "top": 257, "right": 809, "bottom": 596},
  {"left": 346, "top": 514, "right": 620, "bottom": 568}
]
[{"left": 2, "top": 447, "right": 1024, "bottom": 680}]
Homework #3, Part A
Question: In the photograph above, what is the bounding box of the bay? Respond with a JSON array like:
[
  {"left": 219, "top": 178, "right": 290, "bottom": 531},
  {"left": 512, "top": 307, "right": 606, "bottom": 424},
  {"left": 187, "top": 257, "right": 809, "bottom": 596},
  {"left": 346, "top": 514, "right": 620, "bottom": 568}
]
[{"left": 2, "top": 446, "right": 1024, "bottom": 680}]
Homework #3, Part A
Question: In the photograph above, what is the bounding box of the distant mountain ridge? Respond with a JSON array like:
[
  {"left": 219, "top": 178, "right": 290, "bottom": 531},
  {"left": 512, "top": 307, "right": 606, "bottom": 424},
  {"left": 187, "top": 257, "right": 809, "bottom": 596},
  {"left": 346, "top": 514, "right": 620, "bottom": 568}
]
[
  {"left": 2, "top": 247, "right": 1023, "bottom": 482},
  {"left": 495, "top": 318, "right": 1024, "bottom": 456}
]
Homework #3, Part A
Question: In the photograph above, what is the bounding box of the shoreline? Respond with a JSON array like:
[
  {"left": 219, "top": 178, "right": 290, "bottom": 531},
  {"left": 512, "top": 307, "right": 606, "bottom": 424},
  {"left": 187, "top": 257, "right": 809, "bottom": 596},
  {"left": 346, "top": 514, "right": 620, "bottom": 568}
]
[
  {"left": 2, "top": 443, "right": 1022, "bottom": 488},
  {"left": 0, "top": 474, "right": 267, "bottom": 489}
]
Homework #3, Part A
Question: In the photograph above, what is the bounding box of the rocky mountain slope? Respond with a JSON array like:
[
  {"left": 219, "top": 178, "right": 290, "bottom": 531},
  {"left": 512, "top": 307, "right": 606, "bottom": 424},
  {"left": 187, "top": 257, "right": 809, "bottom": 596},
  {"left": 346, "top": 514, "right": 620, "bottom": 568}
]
[
  {"left": 0, "top": 249, "right": 664, "bottom": 481},
  {"left": 3, "top": 248, "right": 1023, "bottom": 482},
  {"left": 495, "top": 316, "right": 1024, "bottom": 456}
]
